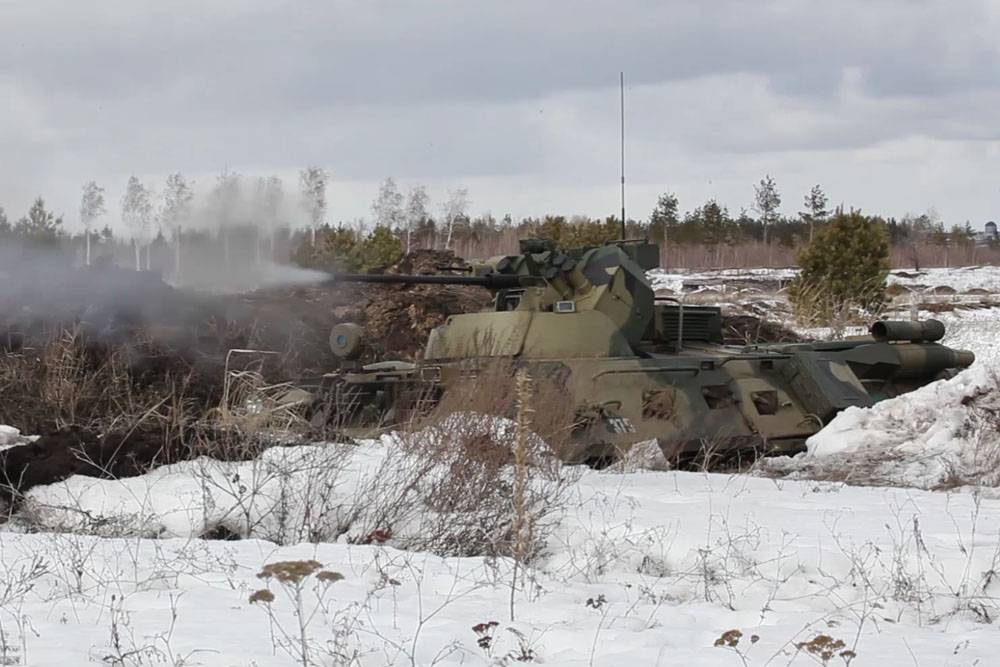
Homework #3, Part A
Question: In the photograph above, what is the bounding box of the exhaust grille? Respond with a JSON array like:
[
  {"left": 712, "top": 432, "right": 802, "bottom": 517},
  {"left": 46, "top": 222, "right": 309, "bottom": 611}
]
[{"left": 656, "top": 304, "right": 723, "bottom": 343}]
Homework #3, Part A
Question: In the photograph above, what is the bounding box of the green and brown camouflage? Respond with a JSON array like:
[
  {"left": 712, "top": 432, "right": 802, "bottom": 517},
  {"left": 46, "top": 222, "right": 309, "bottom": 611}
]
[{"left": 312, "top": 238, "right": 975, "bottom": 465}]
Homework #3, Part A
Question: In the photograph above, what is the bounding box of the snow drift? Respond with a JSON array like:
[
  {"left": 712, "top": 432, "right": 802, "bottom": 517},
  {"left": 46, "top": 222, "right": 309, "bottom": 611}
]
[{"left": 765, "top": 364, "right": 1000, "bottom": 489}]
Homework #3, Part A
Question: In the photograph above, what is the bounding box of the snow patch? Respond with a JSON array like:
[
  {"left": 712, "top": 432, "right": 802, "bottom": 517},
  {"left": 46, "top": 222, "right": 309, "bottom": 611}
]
[{"left": 0, "top": 424, "right": 35, "bottom": 451}]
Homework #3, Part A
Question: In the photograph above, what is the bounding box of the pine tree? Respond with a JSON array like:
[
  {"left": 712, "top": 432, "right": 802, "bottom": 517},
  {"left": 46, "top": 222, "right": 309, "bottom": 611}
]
[
  {"left": 649, "top": 192, "right": 679, "bottom": 244},
  {"left": 799, "top": 184, "right": 829, "bottom": 242},
  {"left": 790, "top": 210, "right": 889, "bottom": 326},
  {"left": 357, "top": 225, "right": 403, "bottom": 270},
  {"left": 0, "top": 206, "right": 10, "bottom": 236},
  {"left": 537, "top": 215, "right": 569, "bottom": 246},
  {"left": 295, "top": 226, "right": 361, "bottom": 271},
  {"left": 15, "top": 197, "right": 63, "bottom": 246},
  {"left": 700, "top": 200, "right": 733, "bottom": 248},
  {"left": 753, "top": 175, "right": 781, "bottom": 246}
]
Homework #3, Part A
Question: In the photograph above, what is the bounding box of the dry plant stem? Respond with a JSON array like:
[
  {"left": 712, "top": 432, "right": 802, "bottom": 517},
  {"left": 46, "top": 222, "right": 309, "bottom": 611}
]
[{"left": 510, "top": 369, "right": 533, "bottom": 622}]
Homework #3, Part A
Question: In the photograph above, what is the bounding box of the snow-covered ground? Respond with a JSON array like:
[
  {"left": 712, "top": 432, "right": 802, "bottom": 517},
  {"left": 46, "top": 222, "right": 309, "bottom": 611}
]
[
  {"left": 2, "top": 266, "right": 1000, "bottom": 665},
  {"left": 3, "top": 446, "right": 1000, "bottom": 665},
  {"left": 648, "top": 264, "right": 1000, "bottom": 295}
]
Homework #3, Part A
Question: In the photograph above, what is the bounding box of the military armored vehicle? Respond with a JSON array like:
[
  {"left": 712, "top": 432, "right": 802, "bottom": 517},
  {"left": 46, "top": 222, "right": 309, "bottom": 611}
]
[{"left": 311, "top": 239, "right": 974, "bottom": 465}]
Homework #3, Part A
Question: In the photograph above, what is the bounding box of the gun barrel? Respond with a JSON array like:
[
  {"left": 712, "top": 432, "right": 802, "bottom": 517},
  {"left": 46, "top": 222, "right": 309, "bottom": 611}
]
[
  {"left": 325, "top": 272, "right": 534, "bottom": 289},
  {"left": 871, "top": 319, "right": 946, "bottom": 343}
]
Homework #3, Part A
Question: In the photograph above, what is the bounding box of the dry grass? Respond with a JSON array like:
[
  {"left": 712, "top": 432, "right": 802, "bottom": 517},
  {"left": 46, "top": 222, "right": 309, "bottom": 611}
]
[
  {"left": 0, "top": 330, "right": 175, "bottom": 435},
  {"left": 788, "top": 278, "right": 888, "bottom": 336}
]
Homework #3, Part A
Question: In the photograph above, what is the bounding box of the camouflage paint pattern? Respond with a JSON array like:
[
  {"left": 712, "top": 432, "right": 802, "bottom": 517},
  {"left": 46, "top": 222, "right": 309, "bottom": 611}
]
[{"left": 316, "top": 239, "right": 975, "bottom": 464}]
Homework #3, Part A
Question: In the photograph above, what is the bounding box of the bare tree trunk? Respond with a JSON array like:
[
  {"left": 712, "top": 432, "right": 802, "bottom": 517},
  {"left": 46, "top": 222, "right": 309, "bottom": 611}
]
[
  {"left": 174, "top": 225, "right": 182, "bottom": 283},
  {"left": 254, "top": 226, "right": 261, "bottom": 266},
  {"left": 144, "top": 243, "right": 151, "bottom": 271},
  {"left": 133, "top": 239, "right": 141, "bottom": 271},
  {"left": 85, "top": 232, "right": 91, "bottom": 267}
]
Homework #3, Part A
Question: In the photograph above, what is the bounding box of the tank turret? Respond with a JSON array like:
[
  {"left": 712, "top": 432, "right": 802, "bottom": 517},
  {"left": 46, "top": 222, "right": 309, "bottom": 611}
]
[{"left": 327, "top": 239, "right": 668, "bottom": 359}]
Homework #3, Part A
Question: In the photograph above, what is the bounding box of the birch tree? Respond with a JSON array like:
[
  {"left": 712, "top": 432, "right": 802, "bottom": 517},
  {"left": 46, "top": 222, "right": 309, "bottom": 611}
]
[
  {"left": 210, "top": 170, "right": 241, "bottom": 266},
  {"left": 404, "top": 185, "right": 429, "bottom": 253},
  {"left": 121, "top": 176, "right": 152, "bottom": 270},
  {"left": 441, "top": 187, "right": 470, "bottom": 250},
  {"left": 299, "top": 166, "right": 328, "bottom": 246},
  {"left": 753, "top": 174, "right": 781, "bottom": 248},
  {"left": 79, "top": 181, "right": 106, "bottom": 266},
  {"left": 162, "top": 173, "right": 194, "bottom": 279},
  {"left": 256, "top": 175, "right": 284, "bottom": 261}
]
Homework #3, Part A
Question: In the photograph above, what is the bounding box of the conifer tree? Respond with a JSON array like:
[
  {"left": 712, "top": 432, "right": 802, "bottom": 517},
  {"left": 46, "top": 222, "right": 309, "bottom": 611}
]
[
  {"left": 799, "top": 184, "right": 828, "bottom": 242},
  {"left": 649, "top": 193, "right": 679, "bottom": 244},
  {"left": 790, "top": 209, "right": 889, "bottom": 327},
  {"left": 15, "top": 197, "right": 63, "bottom": 246},
  {"left": 357, "top": 225, "right": 403, "bottom": 270},
  {"left": 753, "top": 175, "right": 781, "bottom": 246}
]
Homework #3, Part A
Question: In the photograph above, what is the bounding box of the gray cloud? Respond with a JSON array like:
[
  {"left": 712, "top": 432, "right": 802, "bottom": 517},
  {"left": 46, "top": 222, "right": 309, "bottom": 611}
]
[{"left": 0, "top": 0, "right": 997, "bottom": 229}]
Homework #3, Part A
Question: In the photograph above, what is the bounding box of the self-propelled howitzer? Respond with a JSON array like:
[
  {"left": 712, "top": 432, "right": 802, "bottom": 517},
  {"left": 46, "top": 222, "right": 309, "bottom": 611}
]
[{"left": 312, "top": 239, "right": 975, "bottom": 465}]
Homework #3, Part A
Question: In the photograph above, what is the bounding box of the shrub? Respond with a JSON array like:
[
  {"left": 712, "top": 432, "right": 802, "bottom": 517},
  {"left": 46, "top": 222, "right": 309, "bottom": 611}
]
[
  {"left": 536, "top": 215, "right": 620, "bottom": 249},
  {"left": 355, "top": 225, "right": 403, "bottom": 271},
  {"left": 294, "top": 225, "right": 403, "bottom": 272},
  {"left": 293, "top": 227, "right": 362, "bottom": 271},
  {"left": 789, "top": 210, "right": 889, "bottom": 326}
]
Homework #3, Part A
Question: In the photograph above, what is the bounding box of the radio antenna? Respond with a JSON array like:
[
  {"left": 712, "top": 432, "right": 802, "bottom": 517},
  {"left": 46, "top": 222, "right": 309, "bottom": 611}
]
[{"left": 619, "top": 71, "right": 626, "bottom": 240}]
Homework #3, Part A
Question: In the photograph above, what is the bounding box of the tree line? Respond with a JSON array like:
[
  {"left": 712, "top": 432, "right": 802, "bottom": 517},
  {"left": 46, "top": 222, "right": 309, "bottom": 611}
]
[{"left": 1, "top": 172, "right": 996, "bottom": 275}]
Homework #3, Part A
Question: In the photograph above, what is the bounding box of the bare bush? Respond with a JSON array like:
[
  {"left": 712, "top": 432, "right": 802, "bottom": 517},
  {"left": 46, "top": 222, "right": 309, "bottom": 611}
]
[{"left": 390, "top": 359, "right": 579, "bottom": 561}]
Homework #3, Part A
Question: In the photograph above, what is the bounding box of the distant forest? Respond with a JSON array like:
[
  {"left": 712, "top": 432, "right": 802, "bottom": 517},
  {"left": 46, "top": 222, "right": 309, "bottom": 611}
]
[{"left": 1, "top": 173, "right": 997, "bottom": 284}]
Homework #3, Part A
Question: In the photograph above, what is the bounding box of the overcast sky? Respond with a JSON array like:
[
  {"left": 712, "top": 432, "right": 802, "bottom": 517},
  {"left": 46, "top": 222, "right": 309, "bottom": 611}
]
[{"left": 1, "top": 0, "right": 998, "bottom": 232}]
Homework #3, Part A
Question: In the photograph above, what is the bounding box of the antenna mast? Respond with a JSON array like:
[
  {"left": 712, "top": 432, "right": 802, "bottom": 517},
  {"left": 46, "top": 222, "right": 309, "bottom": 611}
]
[{"left": 620, "top": 71, "right": 626, "bottom": 240}]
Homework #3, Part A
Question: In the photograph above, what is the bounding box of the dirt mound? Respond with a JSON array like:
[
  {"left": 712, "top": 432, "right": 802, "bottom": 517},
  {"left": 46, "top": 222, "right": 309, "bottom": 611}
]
[
  {"left": 386, "top": 248, "right": 468, "bottom": 275},
  {"left": 361, "top": 284, "right": 489, "bottom": 359},
  {"left": 0, "top": 426, "right": 177, "bottom": 501},
  {"left": 357, "top": 249, "right": 488, "bottom": 359}
]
